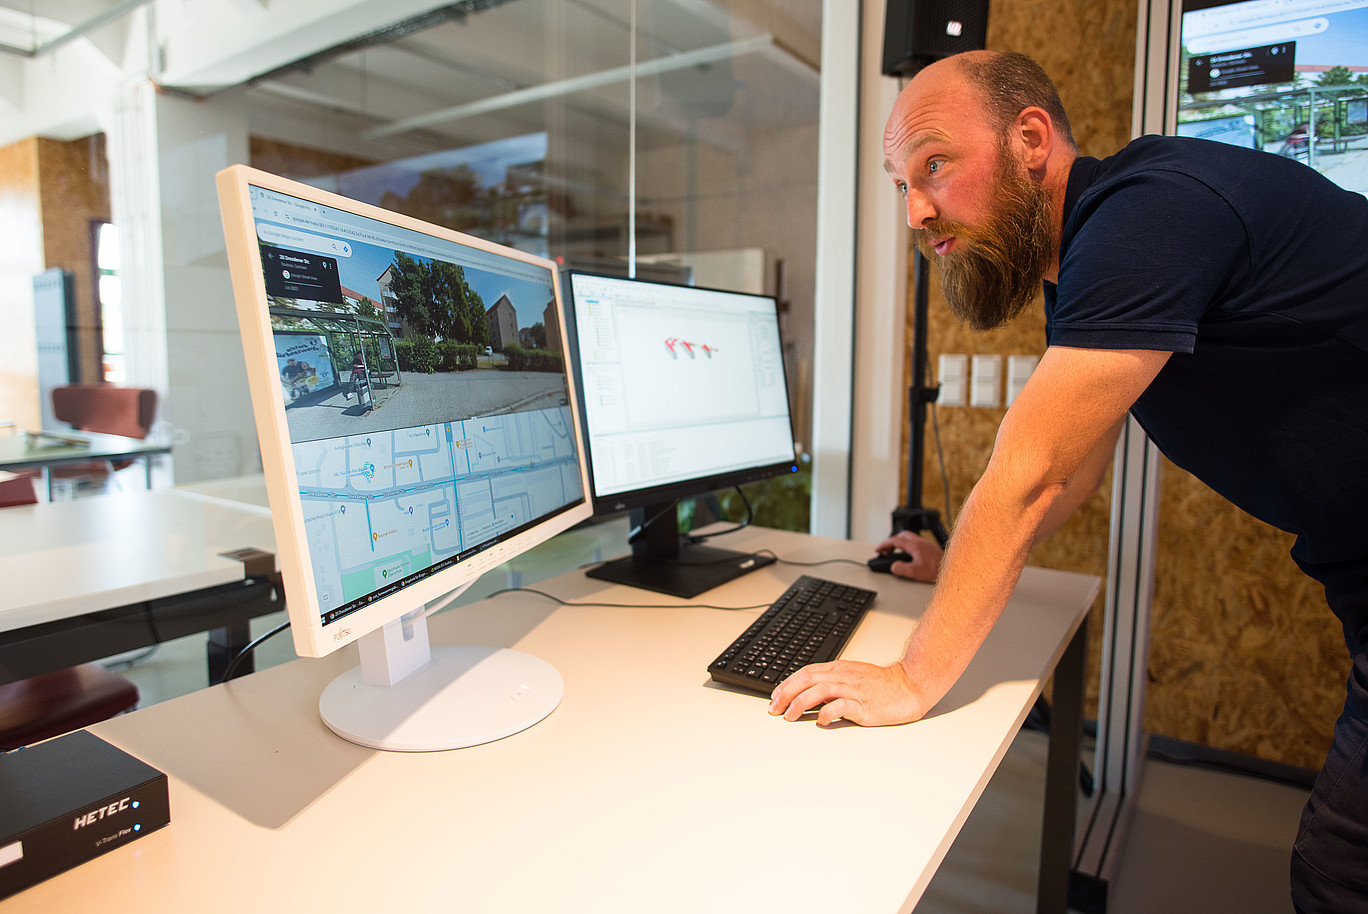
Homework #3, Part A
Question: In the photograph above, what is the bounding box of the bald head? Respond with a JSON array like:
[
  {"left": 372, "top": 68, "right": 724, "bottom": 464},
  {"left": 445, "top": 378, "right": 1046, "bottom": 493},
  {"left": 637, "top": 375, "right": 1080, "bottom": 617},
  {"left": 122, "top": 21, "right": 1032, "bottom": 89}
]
[{"left": 901, "top": 51, "right": 1076, "bottom": 151}]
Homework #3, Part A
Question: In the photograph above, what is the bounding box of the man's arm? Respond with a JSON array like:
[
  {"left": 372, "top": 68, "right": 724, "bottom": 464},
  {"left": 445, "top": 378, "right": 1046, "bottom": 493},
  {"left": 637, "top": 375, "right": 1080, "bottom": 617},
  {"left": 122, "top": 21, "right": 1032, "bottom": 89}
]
[
  {"left": 1033, "top": 414, "right": 1124, "bottom": 542},
  {"left": 768, "top": 346, "right": 1170, "bottom": 727},
  {"left": 875, "top": 414, "right": 1120, "bottom": 583}
]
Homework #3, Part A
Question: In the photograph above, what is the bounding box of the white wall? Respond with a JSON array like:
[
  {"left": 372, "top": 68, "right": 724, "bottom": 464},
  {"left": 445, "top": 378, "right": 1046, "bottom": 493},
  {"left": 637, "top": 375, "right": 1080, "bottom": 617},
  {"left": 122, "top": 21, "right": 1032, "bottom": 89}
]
[
  {"left": 810, "top": 0, "right": 907, "bottom": 542},
  {"left": 848, "top": 2, "right": 909, "bottom": 544},
  {"left": 155, "top": 88, "right": 257, "bottom": 482}
]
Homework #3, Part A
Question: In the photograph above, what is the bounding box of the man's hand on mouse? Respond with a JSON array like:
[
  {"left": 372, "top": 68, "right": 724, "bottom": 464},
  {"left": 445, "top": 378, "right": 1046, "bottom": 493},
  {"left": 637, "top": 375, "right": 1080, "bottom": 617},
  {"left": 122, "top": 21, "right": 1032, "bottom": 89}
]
[{"left": 874, "top": 531, "right": 943, "bottom": 583}]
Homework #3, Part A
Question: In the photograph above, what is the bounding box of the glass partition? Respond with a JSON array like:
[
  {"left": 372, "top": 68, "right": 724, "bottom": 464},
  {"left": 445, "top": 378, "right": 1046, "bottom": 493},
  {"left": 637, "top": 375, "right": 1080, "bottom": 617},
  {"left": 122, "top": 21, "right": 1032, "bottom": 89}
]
[{"left": 158, "top": 0, "right": 823, "bottom": 531}]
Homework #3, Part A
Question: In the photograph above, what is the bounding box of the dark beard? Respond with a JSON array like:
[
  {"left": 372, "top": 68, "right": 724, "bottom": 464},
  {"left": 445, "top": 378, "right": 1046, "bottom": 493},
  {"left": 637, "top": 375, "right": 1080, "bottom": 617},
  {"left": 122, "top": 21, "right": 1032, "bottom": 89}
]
[{"left": 917, "top": 149, "right": 1055, "bottom": 332}]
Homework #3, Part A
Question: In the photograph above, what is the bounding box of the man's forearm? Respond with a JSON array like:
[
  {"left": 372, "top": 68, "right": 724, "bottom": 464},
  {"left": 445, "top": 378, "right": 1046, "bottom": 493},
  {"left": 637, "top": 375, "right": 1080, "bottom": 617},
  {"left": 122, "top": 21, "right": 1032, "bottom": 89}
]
[{"left": 896, "top": 460, "right": 1061, "bottom": 709}]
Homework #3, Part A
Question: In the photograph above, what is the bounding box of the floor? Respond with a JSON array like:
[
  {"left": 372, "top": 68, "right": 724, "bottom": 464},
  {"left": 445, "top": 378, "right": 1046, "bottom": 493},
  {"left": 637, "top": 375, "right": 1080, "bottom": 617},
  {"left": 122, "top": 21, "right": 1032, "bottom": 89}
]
[{"left": 915, "top": 729, "right": 1309, "bottom": 914}]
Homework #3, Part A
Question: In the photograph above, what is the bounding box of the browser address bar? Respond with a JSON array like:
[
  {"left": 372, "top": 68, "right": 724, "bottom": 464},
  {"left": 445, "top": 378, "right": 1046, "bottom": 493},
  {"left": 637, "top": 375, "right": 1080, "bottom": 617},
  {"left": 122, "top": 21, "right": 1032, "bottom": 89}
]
[
  {"left": 260, "top": 213, "right": 508, "bottom": 273},
  {"left": 1184, "top": 0, "right": 1368, "bottom": 36},
  {"left": 1185, "top": 17, "right": 1328, "bottom": 54},
  {"left": 257, "top": 224, "right": 353, "bottom": 258}
]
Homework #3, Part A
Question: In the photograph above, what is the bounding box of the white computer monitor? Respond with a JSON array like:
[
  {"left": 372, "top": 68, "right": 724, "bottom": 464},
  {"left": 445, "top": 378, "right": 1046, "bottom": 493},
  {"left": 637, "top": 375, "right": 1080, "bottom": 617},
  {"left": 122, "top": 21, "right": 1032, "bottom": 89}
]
[
  {"left": 564, "top": 270, "right": 798, "bottom": 598},
  {"left": 217, "top": 165, "right": 592, "bottom": 751}
]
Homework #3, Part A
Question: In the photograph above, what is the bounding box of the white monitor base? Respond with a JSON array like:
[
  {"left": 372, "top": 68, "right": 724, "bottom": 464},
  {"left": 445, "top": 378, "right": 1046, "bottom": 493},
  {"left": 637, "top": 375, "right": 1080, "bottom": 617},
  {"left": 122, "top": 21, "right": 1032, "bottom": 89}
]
[{"left": 319, "top": 645, "right": 563, "bottom": 752}]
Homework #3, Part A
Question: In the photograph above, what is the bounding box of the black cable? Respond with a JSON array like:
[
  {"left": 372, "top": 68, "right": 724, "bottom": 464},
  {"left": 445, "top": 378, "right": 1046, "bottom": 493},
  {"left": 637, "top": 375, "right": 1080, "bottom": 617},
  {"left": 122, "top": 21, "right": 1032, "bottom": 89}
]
[
  {"left": 625, "top": 501, "right": 678, "bottom": 545},
  {"left": 142, "top": 601, "right": 164, "bottom": 645},
  {"left": 500, "top": 550, "right": 878, "bottom": 612},
  {"left": 687, "top": 486, "right": 754, "bottom": 543},
  {"left": 486, "top": 586, "right": 771, "bottom": 613},
  {"left": 100, "top": 603, "right": 163, "bottom": 672},
  {"left": 221, "top": 618, "right": 292, "bottom": 682},
  {"left": 927, "top": 360, "right": 953, "bottom": 527},
  {"left": 774, "top": 556, "right": 870, "bottom": 570}
]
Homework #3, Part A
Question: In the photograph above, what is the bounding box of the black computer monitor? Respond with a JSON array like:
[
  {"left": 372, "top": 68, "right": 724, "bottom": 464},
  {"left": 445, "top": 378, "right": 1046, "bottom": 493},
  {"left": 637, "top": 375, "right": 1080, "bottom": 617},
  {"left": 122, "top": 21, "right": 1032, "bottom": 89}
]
[
  {"left": 564, "top": 270, "right": 799, "bottom": 598},
  {"left": 217, "top": 165, "right": 593, "bottom": 751}
]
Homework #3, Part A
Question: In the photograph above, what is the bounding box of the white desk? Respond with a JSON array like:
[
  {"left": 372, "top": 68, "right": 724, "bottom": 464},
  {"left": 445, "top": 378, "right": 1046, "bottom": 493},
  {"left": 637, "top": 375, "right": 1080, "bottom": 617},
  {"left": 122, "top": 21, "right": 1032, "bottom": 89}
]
[
  {"left": 0, "top": 431, "right": 172, "bottom": 500},
  {"left": 0, "top": 489, "right": 278, "bottom": 683},
  {"left": 0, "top": 527, "right": 1098, "bottom": 914}
]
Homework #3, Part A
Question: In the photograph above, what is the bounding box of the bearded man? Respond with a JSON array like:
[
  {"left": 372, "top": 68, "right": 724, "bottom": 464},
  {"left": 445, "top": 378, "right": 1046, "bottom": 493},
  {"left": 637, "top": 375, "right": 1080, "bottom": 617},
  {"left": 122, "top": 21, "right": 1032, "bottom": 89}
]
[{"left": 767, "top": 50, "right": 1368, "bottom": 914}]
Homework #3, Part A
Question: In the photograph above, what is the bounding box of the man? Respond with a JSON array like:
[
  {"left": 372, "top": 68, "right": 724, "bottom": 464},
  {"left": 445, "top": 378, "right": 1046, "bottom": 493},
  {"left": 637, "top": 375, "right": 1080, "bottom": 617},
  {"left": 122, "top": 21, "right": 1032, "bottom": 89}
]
[
  {"left": 280, "top": 357, "right": 307, "bottom": 401},
  {"left": 767, "top": 50, "right": 1368, "bottom": 913}
]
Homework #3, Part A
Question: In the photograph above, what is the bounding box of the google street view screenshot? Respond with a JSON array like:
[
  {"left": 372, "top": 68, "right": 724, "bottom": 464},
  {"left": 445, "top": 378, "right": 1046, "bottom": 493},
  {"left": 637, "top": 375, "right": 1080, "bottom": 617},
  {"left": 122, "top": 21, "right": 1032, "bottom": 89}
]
[{"left": 1179, "top": 0, "right": 1368, "bottom": 196}]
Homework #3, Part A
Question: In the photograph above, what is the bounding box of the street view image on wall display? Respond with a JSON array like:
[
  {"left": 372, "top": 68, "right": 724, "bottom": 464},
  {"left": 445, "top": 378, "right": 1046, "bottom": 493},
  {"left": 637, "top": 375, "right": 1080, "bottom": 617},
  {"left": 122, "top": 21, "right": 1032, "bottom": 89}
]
[
  {"left": 248, "top": 182, "right": 584, "bottom": 627},
  {"left": 1179, "top": 0, "right": 1368, "bottom": 195}
]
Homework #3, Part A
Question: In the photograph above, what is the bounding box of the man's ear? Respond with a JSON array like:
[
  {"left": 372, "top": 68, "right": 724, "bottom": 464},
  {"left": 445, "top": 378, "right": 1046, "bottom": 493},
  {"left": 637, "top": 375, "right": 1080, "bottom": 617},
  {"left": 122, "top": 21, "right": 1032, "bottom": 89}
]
[{"left": 1015, "top": 106, "right": 1054, "bottom": 174}]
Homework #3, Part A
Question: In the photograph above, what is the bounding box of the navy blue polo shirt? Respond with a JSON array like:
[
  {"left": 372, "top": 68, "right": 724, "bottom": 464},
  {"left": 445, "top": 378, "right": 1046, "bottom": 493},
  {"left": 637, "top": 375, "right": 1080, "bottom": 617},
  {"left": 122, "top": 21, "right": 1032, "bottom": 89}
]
[{"left": 1044, "top": 135, "right": 1368, "bottom": 643}]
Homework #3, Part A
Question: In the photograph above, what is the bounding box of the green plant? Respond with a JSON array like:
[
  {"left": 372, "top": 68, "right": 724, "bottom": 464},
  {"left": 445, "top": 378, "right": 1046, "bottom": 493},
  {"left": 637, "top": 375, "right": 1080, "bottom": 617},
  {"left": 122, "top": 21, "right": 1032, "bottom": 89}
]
[
  {"left": 677, "top": 456, "right": 812, "bottom": 534},
  {"left": 395, "top": 335, "right": 439, "bottom": 373},
  {"left": 502, "top": 343, "right": 564, "bottom": 373}
]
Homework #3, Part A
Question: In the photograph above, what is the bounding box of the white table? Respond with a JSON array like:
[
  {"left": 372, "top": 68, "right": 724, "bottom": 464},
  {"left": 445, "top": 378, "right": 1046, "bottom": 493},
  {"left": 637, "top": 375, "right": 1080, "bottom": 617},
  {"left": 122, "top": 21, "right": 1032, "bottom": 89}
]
[
  {"left": 0, "top": 489, "right": 278, "bottom": 684},
  {"left": 0, "top": 431, "right": 172, "bottom": 500},
  {"left": 0, "top": 526, "right": 1098, "bottom": 914}
]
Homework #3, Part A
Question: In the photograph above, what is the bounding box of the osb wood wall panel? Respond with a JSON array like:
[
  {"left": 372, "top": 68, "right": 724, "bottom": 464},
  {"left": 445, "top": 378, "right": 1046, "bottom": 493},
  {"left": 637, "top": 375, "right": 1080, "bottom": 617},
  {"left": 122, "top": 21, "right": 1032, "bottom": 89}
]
[
  {"left": 37, "top": 135, "right": 110, "bottom": 384},
  {"left": 898, "top": 0, "right": 1342, "bottom": 769},
  {"left": 0, "top": 137, "right": 43, "bottom": 430}
]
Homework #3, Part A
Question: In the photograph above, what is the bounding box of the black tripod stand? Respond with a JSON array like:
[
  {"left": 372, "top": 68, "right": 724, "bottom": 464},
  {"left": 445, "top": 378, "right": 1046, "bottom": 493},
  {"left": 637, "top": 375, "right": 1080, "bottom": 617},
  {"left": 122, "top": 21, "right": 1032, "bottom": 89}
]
[{"left": 891, "top": 249, "right": 949, "bottom": 548}]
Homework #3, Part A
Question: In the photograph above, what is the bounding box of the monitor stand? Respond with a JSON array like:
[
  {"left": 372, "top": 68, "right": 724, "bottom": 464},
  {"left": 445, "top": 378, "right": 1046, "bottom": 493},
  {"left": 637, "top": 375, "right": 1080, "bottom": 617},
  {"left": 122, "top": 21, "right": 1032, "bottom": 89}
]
[
  {"left": 586, "top": 501, "right": 774, "bottom": 599},
  {"left": 318, "top": 608, "right": 562, "bottom": 752}
]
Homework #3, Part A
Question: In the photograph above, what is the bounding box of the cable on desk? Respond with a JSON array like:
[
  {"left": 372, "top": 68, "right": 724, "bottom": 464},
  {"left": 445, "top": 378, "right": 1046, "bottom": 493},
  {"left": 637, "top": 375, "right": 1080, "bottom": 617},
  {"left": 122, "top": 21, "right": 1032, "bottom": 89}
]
[
  {"left": 772, "top": 555, "right": 871, "bottom": 570},
  {"left": 486, "top": 587, "right": 772, "bottom": 613},
  {"left": 221, "top": 619, "right": 292, "bottom": 683},
  {"left": 491, "top": 548, "right": 882, "bottom": 611},
  {"left": 214, "top": 552, "right": 876, "bottom": 681}
]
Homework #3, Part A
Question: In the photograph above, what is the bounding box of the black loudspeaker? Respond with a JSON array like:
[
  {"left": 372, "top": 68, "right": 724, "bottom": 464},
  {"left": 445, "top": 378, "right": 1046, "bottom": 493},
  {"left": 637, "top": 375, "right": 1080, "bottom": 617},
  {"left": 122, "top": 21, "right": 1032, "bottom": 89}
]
[{"left": 881, "top": 0, "right": 990, "bottom": 77}]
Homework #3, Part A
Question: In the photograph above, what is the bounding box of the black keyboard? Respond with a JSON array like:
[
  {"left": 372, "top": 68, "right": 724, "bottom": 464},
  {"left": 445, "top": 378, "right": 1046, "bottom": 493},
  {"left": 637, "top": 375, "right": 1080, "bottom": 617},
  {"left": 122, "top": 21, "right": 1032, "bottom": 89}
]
[{"left": 707, "top": 575, "right": 877, "bottom": 694}]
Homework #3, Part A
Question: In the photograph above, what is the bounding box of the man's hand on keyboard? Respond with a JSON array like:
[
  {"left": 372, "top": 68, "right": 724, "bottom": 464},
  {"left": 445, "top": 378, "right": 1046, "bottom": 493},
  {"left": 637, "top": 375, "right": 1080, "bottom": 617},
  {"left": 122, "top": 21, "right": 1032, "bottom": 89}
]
[{"left": 768, "top": 660, "right": 929, "bottom": 727}]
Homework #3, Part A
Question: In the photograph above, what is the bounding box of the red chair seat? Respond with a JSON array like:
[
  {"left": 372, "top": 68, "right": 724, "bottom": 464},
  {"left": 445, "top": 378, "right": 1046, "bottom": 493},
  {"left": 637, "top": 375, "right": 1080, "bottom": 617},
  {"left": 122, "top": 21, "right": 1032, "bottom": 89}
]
[
  {"left": 0, "top": 664, "right": 140, "bottom": 750},
  {"left": 48, "top": 385, "right": 159, "bottom": 485},
  {"left": 0, "top": 472, "right": 38, "bottom": 507}
]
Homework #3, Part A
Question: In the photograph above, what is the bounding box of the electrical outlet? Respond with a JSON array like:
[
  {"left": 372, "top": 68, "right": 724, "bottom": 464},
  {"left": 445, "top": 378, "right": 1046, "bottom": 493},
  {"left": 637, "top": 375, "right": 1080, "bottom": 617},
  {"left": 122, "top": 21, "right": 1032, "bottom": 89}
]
[
  {"left": 1006, "top": 355, "right": 1039, "bottom": 406},
  {"left": 937, "top": 354, "right": 967, "bottom": 407},
  {"left": 970, "top": 354, "right": 1001, "bottom": 408}
]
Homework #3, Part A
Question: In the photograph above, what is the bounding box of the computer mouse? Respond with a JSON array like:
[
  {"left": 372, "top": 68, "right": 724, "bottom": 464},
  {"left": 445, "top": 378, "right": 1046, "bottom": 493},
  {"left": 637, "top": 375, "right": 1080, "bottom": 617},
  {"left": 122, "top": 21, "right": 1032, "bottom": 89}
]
[{"left": 867, "top": 549, "right": 913, "bottom": 574}]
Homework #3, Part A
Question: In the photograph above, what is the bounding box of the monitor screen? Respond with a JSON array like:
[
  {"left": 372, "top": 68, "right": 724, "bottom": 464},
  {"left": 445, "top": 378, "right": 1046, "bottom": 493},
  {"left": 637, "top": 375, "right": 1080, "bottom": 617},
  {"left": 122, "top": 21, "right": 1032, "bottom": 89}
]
[
  {"left": 565, "top": 270, "right": 798, "bottom": 598},
  {"left": 218, "top": 165, "right": 592, "bottom": 751},
  {"left": 1178, "top": 0, "right": 1368, "bottom": 196}
]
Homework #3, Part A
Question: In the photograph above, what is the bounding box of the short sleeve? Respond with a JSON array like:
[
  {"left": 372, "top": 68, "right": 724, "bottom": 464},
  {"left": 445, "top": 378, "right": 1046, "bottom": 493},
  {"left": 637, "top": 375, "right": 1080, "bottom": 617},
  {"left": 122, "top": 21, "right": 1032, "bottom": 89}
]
[{"left": 1048, "top": 169, "right": 1250, "bottom": 354}]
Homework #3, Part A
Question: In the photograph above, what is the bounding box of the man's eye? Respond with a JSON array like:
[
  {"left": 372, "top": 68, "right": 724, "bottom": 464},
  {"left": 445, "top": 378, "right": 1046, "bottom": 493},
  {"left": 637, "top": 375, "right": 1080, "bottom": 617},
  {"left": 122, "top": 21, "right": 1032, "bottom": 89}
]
[
  {"left": 928, "top": 160, "right": 944, "bottom": 175},
  {"left": 897, "top": 181, "right": 909, "bottom": 195}
]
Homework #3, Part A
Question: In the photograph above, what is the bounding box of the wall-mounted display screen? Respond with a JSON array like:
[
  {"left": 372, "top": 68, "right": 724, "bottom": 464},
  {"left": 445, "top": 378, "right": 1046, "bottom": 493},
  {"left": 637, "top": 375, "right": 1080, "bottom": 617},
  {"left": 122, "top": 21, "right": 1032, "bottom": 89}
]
[{"left": 1178, "top": 0, "right": 1368, "bottom": 195}]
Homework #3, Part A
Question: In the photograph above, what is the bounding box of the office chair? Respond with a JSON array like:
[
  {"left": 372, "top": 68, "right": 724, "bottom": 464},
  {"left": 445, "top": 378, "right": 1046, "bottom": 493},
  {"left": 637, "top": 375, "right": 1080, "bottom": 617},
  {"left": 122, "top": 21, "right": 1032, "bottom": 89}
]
[
  {"left": 0, "top": 472, "right": 38, "bottom": 508},
  {"left": 0, "top": 486, "right": 141, "bottom": 750},
  {"left": 0, "top": 664, "right": 140, "bottom": 751},
  {"left": 49, "top": 384, "right": 159, "bottom": 493}
]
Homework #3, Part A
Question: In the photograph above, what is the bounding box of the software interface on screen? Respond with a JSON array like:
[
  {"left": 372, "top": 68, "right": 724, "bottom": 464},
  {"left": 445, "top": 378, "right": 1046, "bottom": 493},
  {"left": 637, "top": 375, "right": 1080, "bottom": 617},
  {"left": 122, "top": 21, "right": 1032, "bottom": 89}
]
[
  {"left": 246, "top": 183, "right": 585, "bottom": 630},
  {"left": 567, "top": 271, "right": 795, "bottom": 508},
  {"left": 1179, "top": 0, "right": 1368, "bottom": 195}
]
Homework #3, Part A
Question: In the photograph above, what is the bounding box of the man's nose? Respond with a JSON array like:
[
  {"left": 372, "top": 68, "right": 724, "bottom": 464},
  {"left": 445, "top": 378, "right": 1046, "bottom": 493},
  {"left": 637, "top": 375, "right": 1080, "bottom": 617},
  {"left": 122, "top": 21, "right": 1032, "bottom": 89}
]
[{"left": 905, "top": 189, "right": 936, "bottom": 228}]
